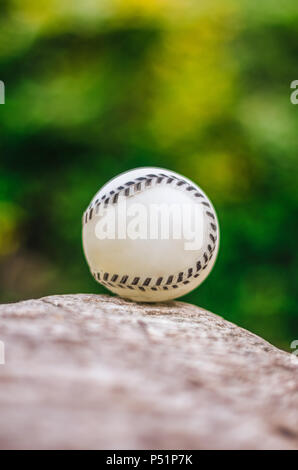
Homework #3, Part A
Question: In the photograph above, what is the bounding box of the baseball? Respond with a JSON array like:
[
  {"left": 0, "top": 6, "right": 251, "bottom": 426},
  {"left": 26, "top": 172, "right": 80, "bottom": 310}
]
[{"left": 82, "top": 167, "right": 219, "bottom": 302}]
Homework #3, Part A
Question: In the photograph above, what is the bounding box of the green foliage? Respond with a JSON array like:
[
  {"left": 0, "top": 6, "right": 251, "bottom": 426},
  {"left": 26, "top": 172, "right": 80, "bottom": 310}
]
[{"left": 0, "top": 0, "right": 297, "bottom": 350}]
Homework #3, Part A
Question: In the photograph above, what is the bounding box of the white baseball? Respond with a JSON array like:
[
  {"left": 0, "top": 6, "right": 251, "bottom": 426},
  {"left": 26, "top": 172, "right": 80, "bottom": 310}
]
[{"left": 82, "top": 167, "right": 219, "bottom": 302}]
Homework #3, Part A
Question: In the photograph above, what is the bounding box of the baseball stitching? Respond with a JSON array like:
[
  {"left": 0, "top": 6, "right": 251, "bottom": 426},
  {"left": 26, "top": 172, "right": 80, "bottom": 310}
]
[{"left": 83, "top": 172, "right": 218, "bottom": 292}]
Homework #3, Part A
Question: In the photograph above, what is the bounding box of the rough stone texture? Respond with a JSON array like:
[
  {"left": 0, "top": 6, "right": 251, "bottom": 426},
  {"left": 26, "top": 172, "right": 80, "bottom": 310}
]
[{"left": 0, "top": 293, "right": 297, "bottom": 450}]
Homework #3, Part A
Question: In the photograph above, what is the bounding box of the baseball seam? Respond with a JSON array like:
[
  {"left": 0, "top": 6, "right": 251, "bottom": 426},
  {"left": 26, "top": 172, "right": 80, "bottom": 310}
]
[{"left": 83, "top": 172, "right": 218, "bottom": 291}]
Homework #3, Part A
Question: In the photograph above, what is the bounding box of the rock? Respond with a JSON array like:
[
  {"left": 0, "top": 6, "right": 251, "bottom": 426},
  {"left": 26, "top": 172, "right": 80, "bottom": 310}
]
[{"left": 0, "top": 293, "right": 297, "bottom": 450}]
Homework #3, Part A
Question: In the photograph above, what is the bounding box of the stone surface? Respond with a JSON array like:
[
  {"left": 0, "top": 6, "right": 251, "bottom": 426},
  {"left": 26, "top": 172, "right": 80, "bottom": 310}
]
[{"left": 0, "top": 293, "right": 297, "bottom": 450}]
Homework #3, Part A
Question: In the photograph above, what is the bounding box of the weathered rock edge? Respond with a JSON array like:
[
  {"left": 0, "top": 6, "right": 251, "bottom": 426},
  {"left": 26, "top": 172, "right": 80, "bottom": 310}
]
[{"left": 0, "top": 294, "right": 297, "bottom": 450}]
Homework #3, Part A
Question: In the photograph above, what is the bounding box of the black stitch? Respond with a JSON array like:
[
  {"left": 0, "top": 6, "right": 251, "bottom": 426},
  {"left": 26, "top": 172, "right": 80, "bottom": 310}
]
[
  {"left": 90, "top": 173, "right": 217, "bottom": 292},
  {"left": 85, "top": 213, "right": 88, "bottom": 223},
  {"left": 96, "top": 203, "right": 101, "bottom": 213},
  {"left": 101, "top": 195, "right": 106, "bottom": 200}
]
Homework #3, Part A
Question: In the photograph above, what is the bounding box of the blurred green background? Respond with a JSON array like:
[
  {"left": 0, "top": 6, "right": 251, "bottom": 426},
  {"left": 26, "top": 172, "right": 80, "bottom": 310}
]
[{"left": 0, "top": 0, "right": 297, "bottom": 350}]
